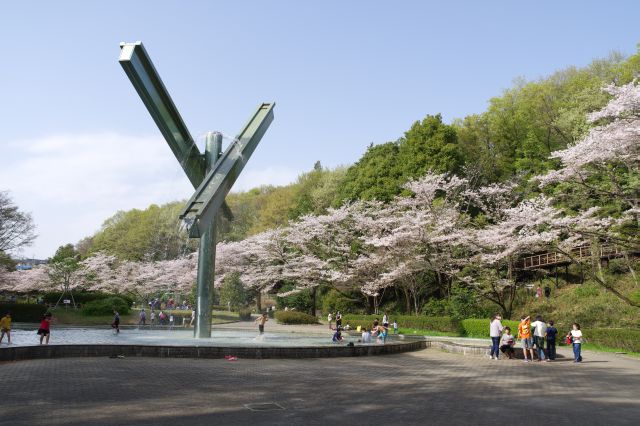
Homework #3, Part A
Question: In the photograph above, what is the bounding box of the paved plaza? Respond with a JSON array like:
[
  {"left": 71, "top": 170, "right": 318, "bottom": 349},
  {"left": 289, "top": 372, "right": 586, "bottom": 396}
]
[{"left": 1, "top": 347, "right": 638, "bottom": 426}]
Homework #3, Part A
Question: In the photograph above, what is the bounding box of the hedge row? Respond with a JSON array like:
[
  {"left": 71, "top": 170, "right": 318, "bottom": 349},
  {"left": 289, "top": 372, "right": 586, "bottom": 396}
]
[
  {"left": 42, "top": 292, "right": 133, "bottom": 305},
  {"left": 584, "top": 328, "right": 640, "bottom": 353},
  {"left": 82, "top": 297, "right": 131, "bottom": 316},
  {"left": 275, "top": 311, "right": 318, "bottom": 324},
  {"left": 0, "top": 303, "right": 47, "bottom": 322},
  {"left": 460, "top": 319, "right": 520, "bottom": 338},
  {"left": 342, "top": 314, "right": 458, "bottom": 333}
]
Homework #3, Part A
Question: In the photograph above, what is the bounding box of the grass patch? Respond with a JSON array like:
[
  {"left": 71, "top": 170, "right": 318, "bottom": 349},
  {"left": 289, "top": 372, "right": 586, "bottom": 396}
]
[{"left": 398, "top": 328, "right": 461, "bottom": 337}]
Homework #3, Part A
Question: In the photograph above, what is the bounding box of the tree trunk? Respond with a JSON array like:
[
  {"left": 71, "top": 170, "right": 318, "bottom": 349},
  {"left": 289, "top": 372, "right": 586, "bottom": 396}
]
[
  {"left": 403, "top": 287, "right": 411, "bottom": 314},
  {"left": 255, "top": 291, "right": 262, "bottom": 312},
  {"left": 310, "top": 287, "right": 317, "bottom": 317}
]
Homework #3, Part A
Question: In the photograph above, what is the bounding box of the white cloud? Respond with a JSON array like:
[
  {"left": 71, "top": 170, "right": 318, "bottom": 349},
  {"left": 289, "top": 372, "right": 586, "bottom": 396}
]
[
  {"left": 0, "top": 133, "right": 300, "bottom": 258},
  {"left": 234, "top": 166, "right": 300, "bottom": 191}
]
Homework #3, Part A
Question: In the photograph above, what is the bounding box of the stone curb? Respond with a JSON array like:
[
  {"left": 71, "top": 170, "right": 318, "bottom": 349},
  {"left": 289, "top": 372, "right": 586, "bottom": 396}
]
[{"left": 0, "top": 340, "right": 427, "bottom": 362}]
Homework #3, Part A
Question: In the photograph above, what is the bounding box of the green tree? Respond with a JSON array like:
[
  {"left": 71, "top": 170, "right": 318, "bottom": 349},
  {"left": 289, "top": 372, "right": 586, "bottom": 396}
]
[{"left": 219, "top": 272, "right": 249, "bottom": 308}]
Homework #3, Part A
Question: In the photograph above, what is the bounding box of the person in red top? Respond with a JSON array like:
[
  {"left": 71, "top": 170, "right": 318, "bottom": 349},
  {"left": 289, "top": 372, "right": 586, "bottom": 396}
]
[{"left": 37, "top": 313, "right": 52, "bottom": 345}]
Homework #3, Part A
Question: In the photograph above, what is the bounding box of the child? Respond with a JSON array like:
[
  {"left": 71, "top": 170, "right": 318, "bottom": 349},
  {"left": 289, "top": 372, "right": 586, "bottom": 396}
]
[
  {"left": 37, "top": 313, "right": 52, "bottom": 345},
  {"left": 375, "top": 325, "right": 388, "bottom": 343},
  {"left": 567, "top": 323, "right": 583, "bottom": 363},
  {"left": 392, "top": 320, "right": 398, "bottom": 334},
  {"left": 517, "top": 315, "right": 534, "bottom": 362},
  {"left": 332, "top": 326, "right": 344, "bottom": 343},
  {"left": 112, "top": 310, "right": 120, "bottom": 334},
  {"left": 361, "top": 327, "right": 372, "bottom": 343},
  {"left": 255, "top": 312, "right": 268, "bottom": 335},
  {"left": 0, "top": 312, "right": 11, "bottom": 345},
  {"left": 546, "top": 321, "right": 558, "bottom": 361},
  {"left": 499, "top": 326, "right": 516, "bottom": 359}
]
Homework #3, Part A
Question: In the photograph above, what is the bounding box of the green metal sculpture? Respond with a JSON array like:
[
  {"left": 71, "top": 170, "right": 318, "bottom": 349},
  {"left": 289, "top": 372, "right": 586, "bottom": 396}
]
[{"left": 119, "top": 42, "right": 275, "bottom": 338}]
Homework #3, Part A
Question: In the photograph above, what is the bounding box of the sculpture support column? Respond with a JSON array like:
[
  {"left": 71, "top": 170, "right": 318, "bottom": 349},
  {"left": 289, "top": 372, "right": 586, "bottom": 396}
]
[{"left": 194, "top": 132, "right": 222, "bottom": 338}]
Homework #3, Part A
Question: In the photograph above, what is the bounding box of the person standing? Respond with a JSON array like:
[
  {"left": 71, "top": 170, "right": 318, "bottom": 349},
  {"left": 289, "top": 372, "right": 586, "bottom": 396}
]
[
  {"left": 489, "top": 313, "right": 503, "bottom": 360},
  {"left": 335, "top": 311, "right": 342, "bottom": 329},
  {"left": 382, "top": 312, "right": 389, "bottom": 329},
  {"left": 327, "top": 312, "right": 333, "bottom": 330},
  {"left": 139, "top": 309, "right": 146, "bottom": 327},
  {"left": 518, "top": 315, "right": 534, "bottom": 362},
  {"left": 531, "top": 315, "right": 547, "bottom": 361},
  {"left": 535, "top": 286, "right": 542, "bottom": 300},
  {"left": 190, "top": 308, "right": 196, "bottom": 327},
  {"left": 567, "top": 323, "right": 583, "bottom": 363},
  {"left": 150, "top": 310, "right": 156, "bottom": 326},
  {"left": 392, "top": 320, "right": 398, "bottom": 334},
  {"left": 546, "top": 321, "right": 558, "bottom": 360},
  {"left": 37, "top": 313, "right": 52, "bottom": 345},
  {"left": 0, "top": 312, "right": 11, "bottom": 345},
  {"left": 112, "top": 310, "right": 120, "bottom": 334},
  {"left": 544, "top": 285, "right": 551, "bottom": 299},
  {"left": 169, "top": 313, "right": 174, "bottom": 329},
  {"left": 255, "top": 312, "right": 268, "bottom": 335}
]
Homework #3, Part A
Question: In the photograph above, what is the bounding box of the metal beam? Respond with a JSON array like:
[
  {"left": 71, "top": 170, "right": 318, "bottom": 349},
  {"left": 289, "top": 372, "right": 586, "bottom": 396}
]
[
  {"left": 119, "top": 42, "right": 205, "bottom": 188},
  {"left": 180, "top": 103, "right": 275, "bottom": 237},
  {"left": 194, "top": 132, "right": 222, "bottom": 339}
]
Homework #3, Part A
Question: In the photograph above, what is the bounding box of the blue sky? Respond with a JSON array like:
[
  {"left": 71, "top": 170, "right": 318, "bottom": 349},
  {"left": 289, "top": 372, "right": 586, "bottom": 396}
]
[{"left": 1, "top": 0, "right": 638, "bottom": 258}]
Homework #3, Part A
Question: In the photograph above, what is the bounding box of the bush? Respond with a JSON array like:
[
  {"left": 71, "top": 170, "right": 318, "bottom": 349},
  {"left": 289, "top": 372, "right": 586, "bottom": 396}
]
[
  {"left": 0, "top": 303, "right": 47, "bottom": 322},
  {"left": 421, "top": 299, "right": 449, "bottom": 316},
  {"left": 459, "top": 318, "right": 520, "bottom": 338},
  {"left": 82, "top": 297, "right": 131, "bottom": 316},
  {"left": 607, "top": 259, "right": 628, "bottom": 275},
  {"left": 238, "top": 308, "right": 252, "bottom": 321},
  {"left": 342, "top": 314, "right": 458, "bottom": 333},
  {"left": 275, "top": 311, "right": 318, "bottom": 325},
  {"left": 585, "top": 328, "right": 640, "bottom": 353}
]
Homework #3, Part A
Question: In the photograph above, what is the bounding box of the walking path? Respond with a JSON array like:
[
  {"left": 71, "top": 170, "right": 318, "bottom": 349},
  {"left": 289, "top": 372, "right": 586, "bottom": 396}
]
[{"left": 1, "top": 344, "right": 638, "bottom": 425}]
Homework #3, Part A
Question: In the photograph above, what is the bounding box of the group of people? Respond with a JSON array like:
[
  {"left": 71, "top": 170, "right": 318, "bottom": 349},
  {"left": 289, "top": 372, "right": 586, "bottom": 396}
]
[
  {"left": 1, "top": 311, "right": 54, "bottom": 345},
  {"left": 490, "top": 313, "right": 584, "bottom": 363},
  {"left": 331, "top": 312, "right": 398, "bottom": 344},
  {"left": 136, "top": 308, "right": 197, "bottom": 328}
]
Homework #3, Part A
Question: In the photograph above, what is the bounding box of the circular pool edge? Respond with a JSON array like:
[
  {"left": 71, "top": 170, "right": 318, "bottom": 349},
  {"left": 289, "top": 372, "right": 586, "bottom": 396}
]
[{"left": 0, "top": 339, "right": 427, "bottom": 361}]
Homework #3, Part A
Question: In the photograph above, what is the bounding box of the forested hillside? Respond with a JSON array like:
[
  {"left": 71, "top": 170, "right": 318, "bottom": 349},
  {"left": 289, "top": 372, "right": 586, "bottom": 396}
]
[{"left": 80, "top": 49, "right": 640, "bottom": 262}]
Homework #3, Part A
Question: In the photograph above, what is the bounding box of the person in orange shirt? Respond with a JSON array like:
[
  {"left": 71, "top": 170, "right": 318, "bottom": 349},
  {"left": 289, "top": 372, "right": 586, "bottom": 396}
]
[{"left": 517, "top": 315, "right": 535, "bottom": 362}]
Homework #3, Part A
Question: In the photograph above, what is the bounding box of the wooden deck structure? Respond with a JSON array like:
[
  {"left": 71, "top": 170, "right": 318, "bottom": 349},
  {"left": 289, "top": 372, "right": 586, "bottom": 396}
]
[{"left": 518, "top": 245, "right": 625, "bottom": 270}]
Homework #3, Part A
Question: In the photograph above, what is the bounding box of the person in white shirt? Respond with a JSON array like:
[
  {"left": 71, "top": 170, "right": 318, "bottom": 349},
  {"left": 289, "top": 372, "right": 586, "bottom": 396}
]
[
  {"left": 567, "top": 323, "right": 584, "bottom": 362},
  {"left": 499, "top": 327, "right": 516, "bottom": 359},
  {"left": 489, "top": 313, "right": 503, "bottom": 359},
  {"left": 361, "top": 327, "right": 372, "bottom": 343},
  {"left": 530, "top": 315, "right": 547, "bottom": 361},
  {"left": 327, "top": 312, "right": 333, "bottom": 330}
]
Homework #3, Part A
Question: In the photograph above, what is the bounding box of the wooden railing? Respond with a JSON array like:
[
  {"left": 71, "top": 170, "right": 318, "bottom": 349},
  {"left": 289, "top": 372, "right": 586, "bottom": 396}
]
[{"left": 519, "top": 245, "right": 625, "bottom": 270}]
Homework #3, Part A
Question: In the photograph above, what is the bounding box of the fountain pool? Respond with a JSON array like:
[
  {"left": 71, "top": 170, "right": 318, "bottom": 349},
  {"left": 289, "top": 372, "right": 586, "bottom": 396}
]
[{"left": 0, "top": 327, "right": 426, "bottom": 361}]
